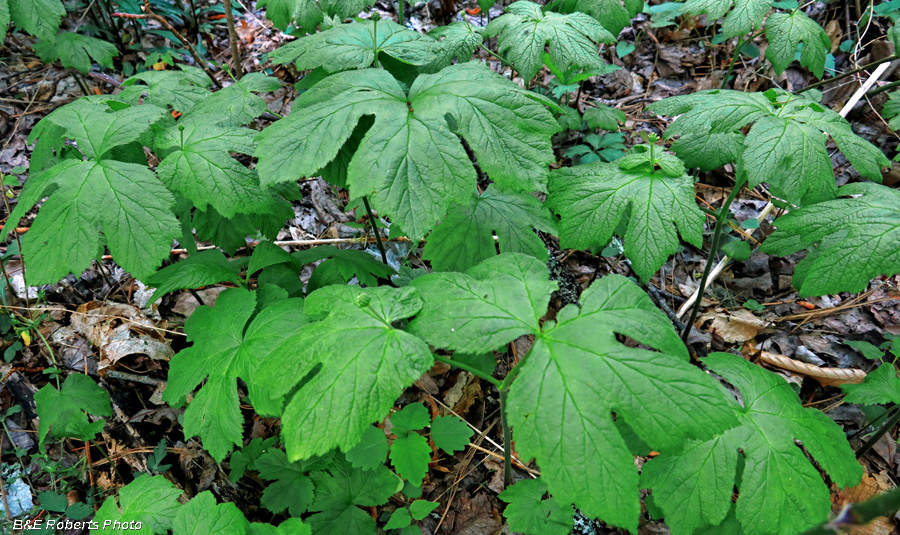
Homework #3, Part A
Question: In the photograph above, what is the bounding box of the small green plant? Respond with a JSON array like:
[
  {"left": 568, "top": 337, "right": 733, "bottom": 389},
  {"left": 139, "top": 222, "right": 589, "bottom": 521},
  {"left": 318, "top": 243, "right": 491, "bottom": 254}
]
[{"left": 563, "top": 132, "right": 626, "bottom": 163}]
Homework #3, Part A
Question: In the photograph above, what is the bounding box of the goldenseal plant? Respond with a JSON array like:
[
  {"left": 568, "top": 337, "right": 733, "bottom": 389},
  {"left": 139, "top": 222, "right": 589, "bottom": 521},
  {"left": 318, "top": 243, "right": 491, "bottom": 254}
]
[{"left": 8, "top": 1, "right": 900, "bottom": 534}]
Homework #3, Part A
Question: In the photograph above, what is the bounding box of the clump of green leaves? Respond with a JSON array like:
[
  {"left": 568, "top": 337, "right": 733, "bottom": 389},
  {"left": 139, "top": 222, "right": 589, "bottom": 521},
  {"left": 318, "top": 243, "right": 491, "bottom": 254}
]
[
  {"left": 548, "top": 143, "right": 704, "bottom": 280},
  {"left": 34, "top": 32, "right": 118, "bottom": 73},
  {"left": 761, "top": 183, "right": 900, "bottom": 295},
  {"left": 648, "top": 88, "right": 889, "bottom": 204},
  {"left": 34, "top": 373, "right": 112, "bottom": 447},
  {"left": 643, "top": 353, "right": 862, "bottom": 535},
  {"left": 485, "top": 1, "right": 616, "bottom": 81},
  {"left": 408, "top": 253, "right": 736, "bottom": 531}
]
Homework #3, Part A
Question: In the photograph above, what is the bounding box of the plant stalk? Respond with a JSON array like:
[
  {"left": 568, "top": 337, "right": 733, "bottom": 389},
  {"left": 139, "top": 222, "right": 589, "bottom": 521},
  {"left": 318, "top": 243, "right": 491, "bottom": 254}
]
[
  {"left": 722, "top": 36, "right": 744, "bottom": 89},
  {"left": 681, "top": 177, "right": 746, "bottom": 343},
  {"left": 431, "top": 354, "right": 501, "bottom": 387},
  {"left": 867, "top": 78, "right": 900, "bottom": 97},
  {"left": 362, "top": 197, "right": 388, "bottom": 264},
  {"left": 223, "top": 0, "right": 243, "bottom": 79},
  {"left": 797, "top": 54, "right": 899, "bottom": 93},
  {"left": 499, "top": 388, "right": 514, "bottom": 486},
  {"left": 856, "top": 405, "right": 900, "bottom": 459},
  {"left": 398, "top": 0, "right": 405, "bottom": 26}
]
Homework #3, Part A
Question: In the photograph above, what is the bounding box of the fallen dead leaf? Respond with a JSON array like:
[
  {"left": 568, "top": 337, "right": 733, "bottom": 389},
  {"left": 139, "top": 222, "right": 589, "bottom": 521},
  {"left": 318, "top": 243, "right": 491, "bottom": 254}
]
[
  {"left": 70, "top": 301, "right": 173, "bottom": 370},
  {"left": 701, "top": 309, "right": 770, "bottom": 343}
]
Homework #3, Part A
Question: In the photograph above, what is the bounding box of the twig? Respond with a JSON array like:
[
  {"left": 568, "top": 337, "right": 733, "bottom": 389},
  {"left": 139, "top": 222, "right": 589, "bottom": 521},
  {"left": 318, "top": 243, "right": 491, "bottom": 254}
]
[
  {"left": 111, "top": 1, "right": 221, "bottom": 88},
  {"left": 222, "top": 0, "right": 243, "bottom": 79},
  {"left": 105, "top": 370, "right": 165, "bottom": 386},
  {"left": 0, "top": 472, "right": 11, "bottom": 520}
]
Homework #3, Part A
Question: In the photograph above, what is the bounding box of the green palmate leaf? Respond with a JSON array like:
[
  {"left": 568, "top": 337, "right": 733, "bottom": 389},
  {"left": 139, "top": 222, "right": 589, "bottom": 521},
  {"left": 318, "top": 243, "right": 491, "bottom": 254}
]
[
  {"left": 765, "top": 11, "right": 830, "bottom": 78},
  {"left": 547, "top": 146, "right": 704, "bottom": 280},
  {"left": 193, "top": 204, "right": 293, "bottom": 256},
  {"left": 884, "top": 91, "right": 900, "bottom": 132},
  {"left": 255, "top": 63, "right": 558, "bottom": 240},
  {"left": 0, "top": 0, "right": 10, "bottom": 40},
  {"left": 293, "top": 246, "right": 395, "bottom": 292},
  {"left": 34, "top": 374, "right": 111, "bottom": 446},
  {"left": 679, "top": 0, "right": 771, "bottom": 38},
  {"left": 670, "top": 132, "right": 744, "bottom": 171},
  {"left": 842, "top": 363, "right": 900, "bottom": 405},
  {"left": 499, "top": 478, "right": 574, "bottom": 535},
  {"left": 427, "top": 21, "right": 484, "bottom": 71},
  {"left": 155, "top": 124, "right": 282, "bottom": 217},
  {"left": 8, "top": 0, "right": 65, "bottom": 39},
  {"left": 146, "top": 250, "right": 246, "bottom": 302},
  {"left": 269, "top": 19, "right": 436, "bottom": 72},
  {"left": 648, "top": 89, "right": 889, "bottom": 204},
  {"left": 256, "top": 449, "right": 317, "bottom": 516},
  {"left": 7, "top": 101, "right": 178, "bottom": 284},
  {"left": 760, "top": 183, "right": 900, "bottom": 295},
  {"left": 92, "top": 475, "right": 182, "bottom": 535},
  {"left": 162, "top": 289, "right": 307, "bottom": 461},
  {"left": 172, "top": 492, "right": 245, "bottom": 535},
  {"left": 642, "top": 353, "right": 862, "bottom": 535},
  {"left": 248, "top": 518, "right": 311, "bottom": 535},
  {"left": 409, "top": 253, "right": 557, "bottom": 353},
  {"left": 254, "top": 285, "right": 433, "bottom": 460},
  {"left": 248, "top": 240, "right": 296, "bottom": 275},
  {"left": 409, "top": 253, "right": 736, "bottom": 531},
  {"left": 346, "top": 426, "right": 389, "bottom": 470},
  {"left": 429, "top": 416, "right": 473, "bottom": 454},
  {"left": 484, "top": 1, "right": 616, "bottom": 81},
  {"left": 180, "top": 73, "right": 282, "bottom": 127},
  {"left": 229, "top": 437, "right": 278, "bottom": 483},
  {"left": 389, "top": 432, "right": 431, "bottom": 486},
  {"left": 34, "top": 32, "right": 118, "bottom": 73},
  {"left": 583, "top": 103, "right": 626, "bottom": 130},
  {"left": 120, "top": 68, "right": 212, "bottom": 113},
  {"left": 258, "top": 0, "right": 370, "bottom": 32},
  {"left": 549, "top": 0, "right": 644, "bottom": 36},
  {"left": 423, "top": 186, "right": 557, "bottom": 272},
  {"left": 308, "top": 457, "right": 402, "bottom": 535}
]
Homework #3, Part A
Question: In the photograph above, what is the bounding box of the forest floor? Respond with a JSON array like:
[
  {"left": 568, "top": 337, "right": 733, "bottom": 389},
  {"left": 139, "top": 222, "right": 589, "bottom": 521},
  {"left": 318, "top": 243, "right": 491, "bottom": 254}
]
[{"left": 1, "top": 1, "right": 899, "bottom": 534}]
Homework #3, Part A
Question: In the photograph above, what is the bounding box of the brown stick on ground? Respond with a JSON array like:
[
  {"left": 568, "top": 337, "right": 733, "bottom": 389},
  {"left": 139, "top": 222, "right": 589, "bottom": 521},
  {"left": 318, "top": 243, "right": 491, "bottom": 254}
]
[
  {"left": 112, "top": 0, "right": 221, "bottom": 88},
  {"left": 223, "top": 0, "right": 243, "bottom": 79}
]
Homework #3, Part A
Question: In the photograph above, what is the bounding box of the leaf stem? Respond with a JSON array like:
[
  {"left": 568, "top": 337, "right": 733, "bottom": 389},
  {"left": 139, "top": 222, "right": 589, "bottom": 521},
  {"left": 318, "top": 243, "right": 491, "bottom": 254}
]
[
  {"left": 499, "top": 388, "right": 514, "bottom": 486},
  {"left": 722, "top": 35, "right": 744, "bottom": 89},
  {"left": 797, "top": 54, "right": 899, "bottom": 93},
  {"left": 431, "top": 354, "right": 501, "bottom": 387},
  {"left": 856, "top": 405, "right": 900, "bottom": 459},
  {"left": 681, "top": 177, "right": 746, "bottom": 343},
  {"left": 398, "top": 0, "right": 405, "bottom": 26},
  {"left": 362, "top": 196, "right": 388, "bottom": 264}
]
